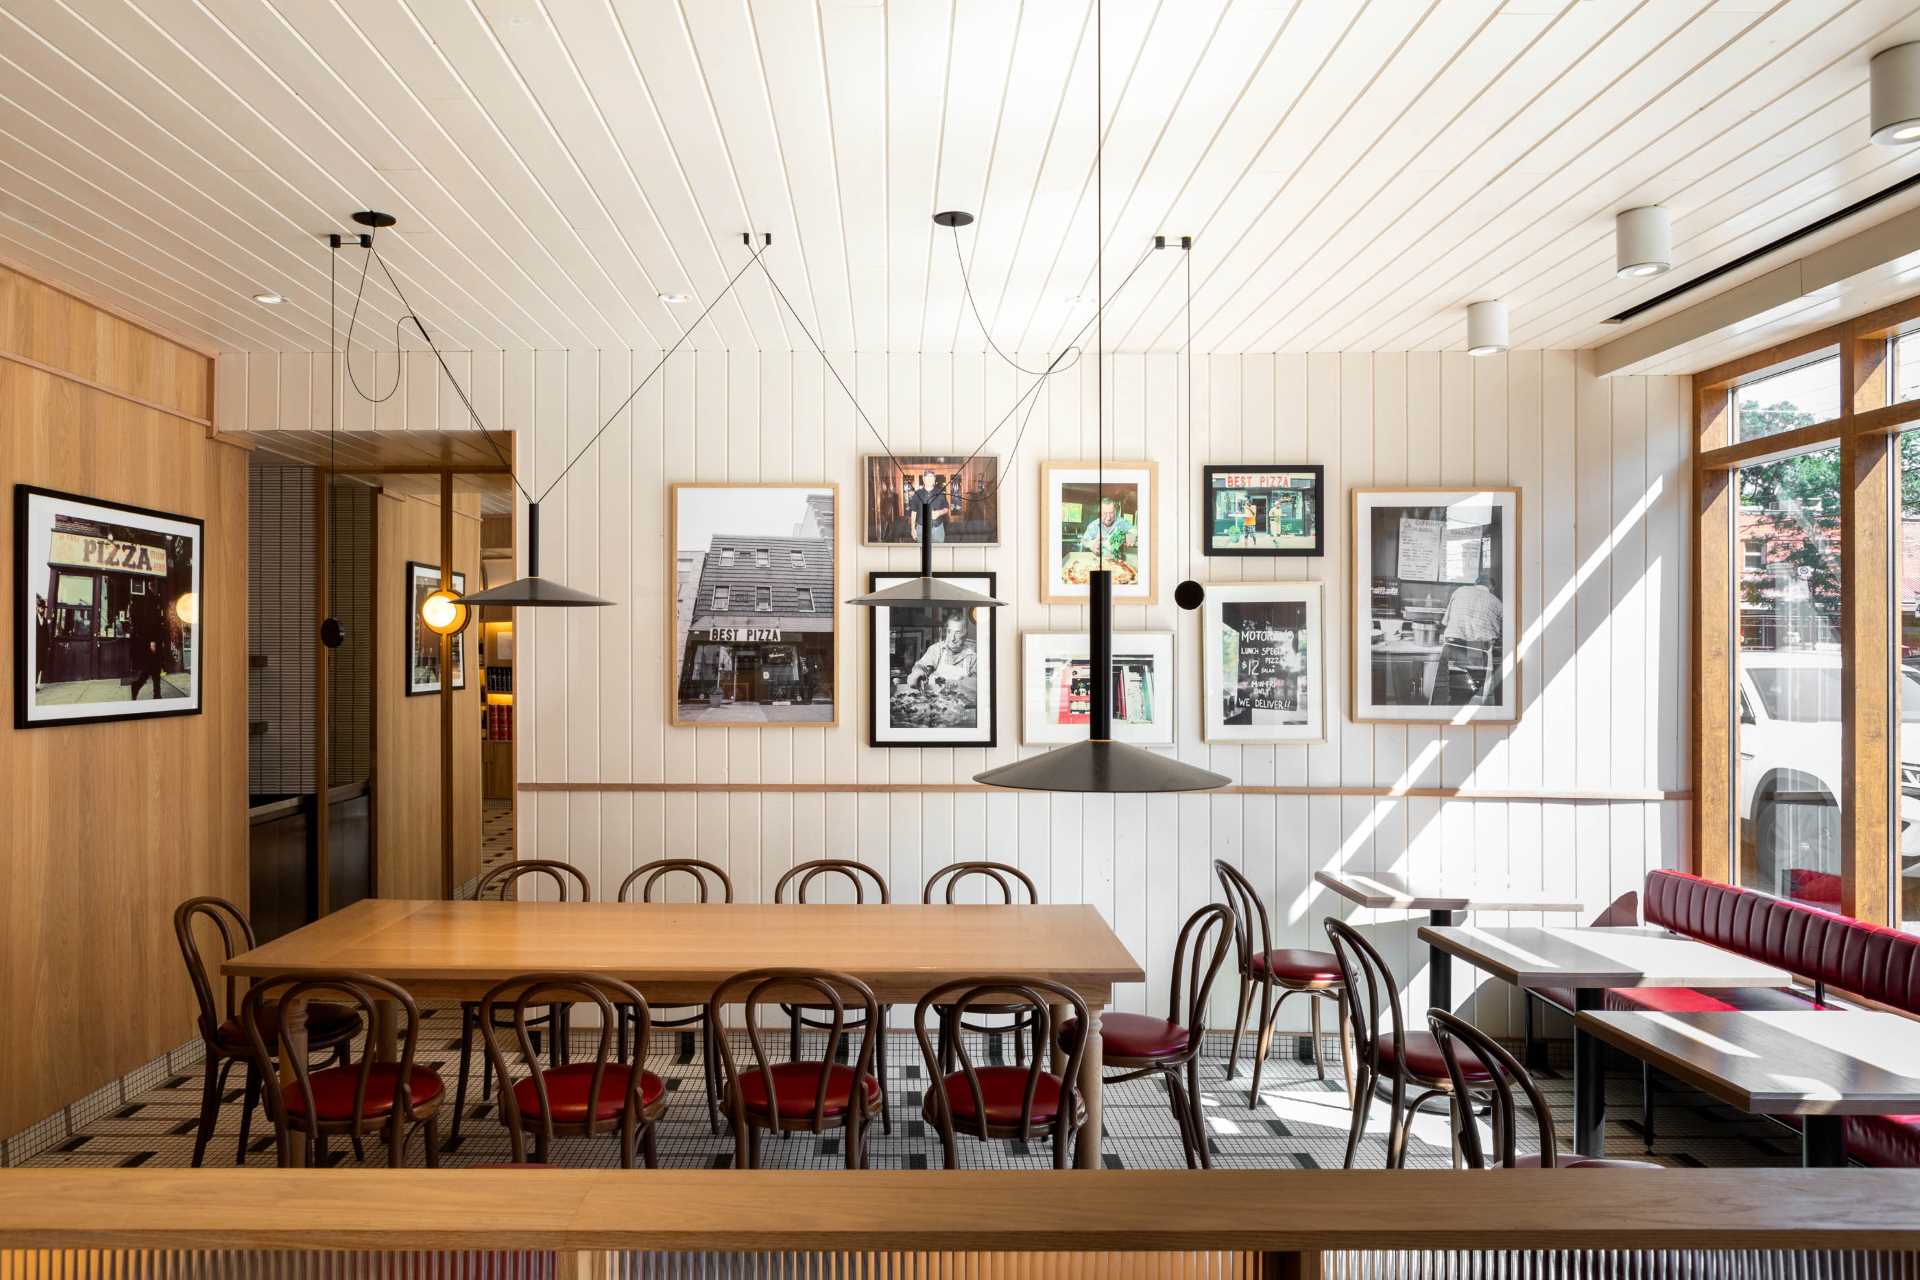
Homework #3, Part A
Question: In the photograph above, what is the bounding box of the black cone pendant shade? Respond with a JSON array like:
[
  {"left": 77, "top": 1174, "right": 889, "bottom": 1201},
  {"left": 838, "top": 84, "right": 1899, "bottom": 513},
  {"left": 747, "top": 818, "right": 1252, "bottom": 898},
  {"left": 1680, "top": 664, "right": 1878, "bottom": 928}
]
[
  {"left": 458, "top": 502, "right": 612, "bottom": 608},
  {"left": 974, "top": 571, "right": 1229, "bottom": 794},
  {"left": 848, "top": 504, "right": 1006, "bottom": 609}
]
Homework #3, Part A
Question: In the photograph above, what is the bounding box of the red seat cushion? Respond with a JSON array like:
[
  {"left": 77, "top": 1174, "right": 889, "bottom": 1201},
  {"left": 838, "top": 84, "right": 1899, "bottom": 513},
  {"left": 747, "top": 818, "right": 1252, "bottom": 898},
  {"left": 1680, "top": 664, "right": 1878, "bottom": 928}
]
[
  {"left": 217, "top": 1000, "right": 359, "bottom": 1051},
  {"left": 1845, "top": 1115, "right": 1920, "bottom": 1167},
  {"left": 1057, "top": 1012, "right": 1189, "bottom": 1060},
  {"left": 1602, "top": 985, "right": 1820, "bottom": 1014},
  {"left": 511, "top": 1064, "right": 665, "bottom": 1122},
  {"left": 281, "top": 1063, "right": 444, "bottom": 1120},
  {"left": 1249, "top": 948, "right": 1343, "bottom": 984},
  {"left": 935, "top": 1066, "right": 1073, "bottom": 1125},
  {"left": 735, "top": 1062, "right": 881, "bottom": 1119},
  {"left": 1534, "top": 986, "right": 1577, "bottom": 1012},
  {"left": 1376, "top": 1030, "right": 1492, "bottom": 1083},
  {"left": 1512, "top": 1152, "right": 1662, "bottom": 1170}
]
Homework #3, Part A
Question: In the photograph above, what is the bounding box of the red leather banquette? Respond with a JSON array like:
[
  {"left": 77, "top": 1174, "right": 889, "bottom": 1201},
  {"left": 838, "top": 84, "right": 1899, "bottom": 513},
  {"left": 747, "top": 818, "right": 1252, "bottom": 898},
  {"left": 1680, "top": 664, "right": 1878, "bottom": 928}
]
[{"left": 1626, "top": 869, "right": 1920, "bottom": 1166}]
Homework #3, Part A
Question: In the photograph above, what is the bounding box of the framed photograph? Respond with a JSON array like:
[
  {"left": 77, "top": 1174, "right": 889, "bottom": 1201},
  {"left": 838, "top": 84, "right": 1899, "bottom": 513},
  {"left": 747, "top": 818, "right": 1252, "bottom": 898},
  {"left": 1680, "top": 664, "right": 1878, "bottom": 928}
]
[
  {"left": 862, "top": 454, "right": 999, "bottom": 546},
  {"left": 404, "top": 561, "right": 467, "bottom": 696},
  {"left": 1352, "top": 487, "right": 1520, "bottom": 724},
  {"left": 1022, "top": 631, "right": 1174, "bottom": 746},
  {"left": 1201, "top": 584, "right": 1324, "bottom": 743},
  {"left": 669, "top": 483, "right": 838, "bottom": 728},
  {"left": 1203, "top": 465, "right": 1323, "bottom": 556},
  {"left": 867, "top": 572, "right": 996, "bottom": 747},
  {"left": 14, "top": 484, "right": 204, "bottom": 729},
  {"left": 1040, "top": 460, "right": 1157, "bottom": 604}
]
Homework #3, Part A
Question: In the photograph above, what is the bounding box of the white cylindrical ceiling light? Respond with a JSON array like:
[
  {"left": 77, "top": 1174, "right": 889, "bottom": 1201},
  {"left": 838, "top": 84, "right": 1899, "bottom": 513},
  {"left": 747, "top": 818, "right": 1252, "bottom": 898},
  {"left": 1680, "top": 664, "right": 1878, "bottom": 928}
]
[
  {"left": 1871, "top": 43, "right": 1920, "bottom": 144},
  {"left": 1615, "top": 206, "right": 1672, "bottom": 278},
  {"left": 1466, "top": 300, "right": 1508, "bottom": 356}
]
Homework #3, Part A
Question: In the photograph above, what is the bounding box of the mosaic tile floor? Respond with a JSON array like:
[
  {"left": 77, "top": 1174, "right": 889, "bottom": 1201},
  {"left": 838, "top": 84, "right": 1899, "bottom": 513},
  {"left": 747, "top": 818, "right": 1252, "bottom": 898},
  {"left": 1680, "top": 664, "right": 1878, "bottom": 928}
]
[{"left": 19, "top": 804, "right": 1804, "bottom": 1171}]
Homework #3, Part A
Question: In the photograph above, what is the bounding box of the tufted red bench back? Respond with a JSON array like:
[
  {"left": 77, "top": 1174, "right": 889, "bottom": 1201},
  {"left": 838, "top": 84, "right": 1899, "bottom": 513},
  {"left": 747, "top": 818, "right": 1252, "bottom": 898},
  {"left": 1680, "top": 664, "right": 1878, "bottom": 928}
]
[{"left": 1644, "top": 869, "right": 1920, "bottom": 1014}]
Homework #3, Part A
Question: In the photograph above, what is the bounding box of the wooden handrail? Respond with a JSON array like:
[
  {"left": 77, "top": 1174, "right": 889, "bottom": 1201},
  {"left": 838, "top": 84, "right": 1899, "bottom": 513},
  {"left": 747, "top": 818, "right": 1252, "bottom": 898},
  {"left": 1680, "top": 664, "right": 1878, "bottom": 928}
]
[{"left": 1, "top": 1170, "right": 1919, "bottom": 1253}]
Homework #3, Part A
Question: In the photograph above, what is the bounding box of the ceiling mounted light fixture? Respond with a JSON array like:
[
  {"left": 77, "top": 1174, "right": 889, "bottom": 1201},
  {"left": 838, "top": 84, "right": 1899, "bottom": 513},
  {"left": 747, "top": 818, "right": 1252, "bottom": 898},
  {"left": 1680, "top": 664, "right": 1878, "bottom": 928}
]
[
  {"left": 972, "top": 0, "right": 1228, "bottom": 796},
  {"left": 1614, "top": 206, "right": 1672, "bottom": 278},
  {"left": 1872, "top": 43, "right": 1920, "bottom": 144},
  {"left": 658, "top": 292, "right": 691, "bottom": 305},
  {"left": 1466, "top": 300, "right": 1509, "bottom": 356},
  {"left": 252, "top": 291, "right": 282, "bottom": 305}
]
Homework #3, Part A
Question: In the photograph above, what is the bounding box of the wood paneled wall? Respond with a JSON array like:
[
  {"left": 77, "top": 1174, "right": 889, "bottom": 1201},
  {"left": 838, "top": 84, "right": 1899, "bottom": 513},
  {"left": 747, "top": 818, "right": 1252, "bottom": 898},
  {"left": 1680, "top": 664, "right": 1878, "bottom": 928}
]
[
  {"left": 1, "top": 264, "right": 245, "bottom": 1137},
  {"left": 374, "top": 489, "right": 482, "bottom": 900},
  {"left": 216, "top": 347, "right": 1690, "bottom": 1028}
]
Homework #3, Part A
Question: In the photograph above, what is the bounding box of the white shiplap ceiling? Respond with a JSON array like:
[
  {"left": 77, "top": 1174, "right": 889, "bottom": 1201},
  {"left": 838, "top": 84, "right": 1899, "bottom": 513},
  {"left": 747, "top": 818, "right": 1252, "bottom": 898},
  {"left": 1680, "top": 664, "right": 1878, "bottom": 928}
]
[{"left": 6, "top": 0, "right": 1920, "bottom": 359}]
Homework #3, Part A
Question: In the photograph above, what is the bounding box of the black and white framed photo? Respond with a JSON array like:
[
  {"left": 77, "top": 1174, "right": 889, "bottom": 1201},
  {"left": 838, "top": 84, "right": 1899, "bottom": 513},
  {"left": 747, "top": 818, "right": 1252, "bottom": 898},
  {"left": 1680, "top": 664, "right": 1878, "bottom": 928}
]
[
  {"left": 1021, "top": 630, "right": 1174, "bottom": 746},
  {"left": 1352, "top": 487, "right": 1520, "bottom": 724},
  {"left": 405, "top": 561, "right": 467, "bottom": 696},
  {"left": 862, "top": 454, "right": 999, "bottom": 546},
  {"left": 14, "top": 484, "right": 204, "bottom": 729},
  {"left": 1203, "top": 465, "right": 1323, "bottom": 556},
  {"left": 1201, "top": 583, "right": 1323, "bottom": 743},
  {"left": 669, "top": 483, "right": 838, "bottom": 727},
  {"left": 868, "top": 572, "right": 996, "bottom": 748}
]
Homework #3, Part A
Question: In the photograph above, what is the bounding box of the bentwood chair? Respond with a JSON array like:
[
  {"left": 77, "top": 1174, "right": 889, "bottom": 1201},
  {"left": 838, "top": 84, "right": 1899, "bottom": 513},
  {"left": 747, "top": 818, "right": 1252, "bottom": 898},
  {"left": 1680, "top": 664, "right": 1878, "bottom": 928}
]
[
  {"left": 1058, "top": 903, "right": 1233, "bottom": 1168},
  {"left": 773, "top": 859, "right": 893, "bottom": 1133},
  {"left": 479, "top": 972, "right": 667, "bottom": 1168},
  {"left": 709, "top": 968, "right": 882, "bottom": 1170},
  {"left": 1427, "top": 1009, "right": 1660, "bottom": 1170},
  {"left": 915, "top": 977, "right": 1089, "bottom": 1169},
  {"left": 924, "top": 861, "right": 1043, "bottom": 1069},
  {"left": 173, "top": 896, "right": 360, "bottom": 1166},
  {"left": 1214, "top": 860, "right": 1349, "bottom": 1106},
  {"left": 616, "top": 858, "right": 733, "bottom": 1133},
  {"left": 451, "top": 860, "right": 592, "bottom": 1144},
  {"left": 1325, "top": 917, "right": 1491, "bottom": 1169},
  {"left": 243, "top": 972, "right": 444, "bottom": 1168}
]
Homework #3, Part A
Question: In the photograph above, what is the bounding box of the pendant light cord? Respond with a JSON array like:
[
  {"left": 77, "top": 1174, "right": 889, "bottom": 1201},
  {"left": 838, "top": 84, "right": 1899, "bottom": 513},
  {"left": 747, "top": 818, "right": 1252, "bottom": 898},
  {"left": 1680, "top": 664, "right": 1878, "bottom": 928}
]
[{"left": 1096, "top": 0, "right": 1105, "bottom": 573}]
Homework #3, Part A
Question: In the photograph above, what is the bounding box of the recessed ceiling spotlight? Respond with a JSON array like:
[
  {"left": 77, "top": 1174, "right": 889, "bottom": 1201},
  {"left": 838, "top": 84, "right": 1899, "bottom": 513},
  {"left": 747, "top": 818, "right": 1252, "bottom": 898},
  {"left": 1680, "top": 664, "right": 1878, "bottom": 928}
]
[
  {"left": 1466, "top": 300, "right": 1509, "bottom": 357},
  {"left": 1871, "top": 43, "right": 1920, "bottom": 144},
  {"left": 658, "top": 292, "right": 692, "bottom": 305},
  {"left": 252, "top": 291, "right": 282, "bottom": 305},
  {"left": 1614, "top": 206, "right": 1672, "bottom": 279}
]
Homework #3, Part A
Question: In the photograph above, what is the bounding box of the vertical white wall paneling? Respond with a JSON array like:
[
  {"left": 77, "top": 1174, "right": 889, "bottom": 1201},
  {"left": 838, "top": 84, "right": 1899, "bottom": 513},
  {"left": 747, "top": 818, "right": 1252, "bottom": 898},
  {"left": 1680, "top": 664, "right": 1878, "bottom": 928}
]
[{"left": 220, "top": 350, "right": 1690, "bottom": 1034}]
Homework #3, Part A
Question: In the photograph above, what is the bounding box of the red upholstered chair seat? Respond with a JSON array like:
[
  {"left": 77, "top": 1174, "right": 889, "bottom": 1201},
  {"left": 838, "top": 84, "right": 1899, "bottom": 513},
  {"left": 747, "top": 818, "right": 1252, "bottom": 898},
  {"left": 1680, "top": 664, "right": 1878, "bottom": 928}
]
[
  {"left": 1536, "top": 986, "right": 1576, "bottom": 1012},
  {"left": 1845, "top": 1115, "right": 1920, "bottom": 1167},
  {"left": 511, "top": 1064, "right": 665, "bottom": 1122},
  {"left": 933, "top": 1066, "right": 1078, "bottom": 1125},
  {"left": 217, "top": 1000, "right": 359, "bottom": 1051},
  {"left": 1057, "top": 1012, "right": 1188, "bottom": 1060},
  {"left": 1602, "top": 985, "right": 1819, "bottom": 1015},
  {"left": 1377, "top": 1030, "right": 1493, "bottom": 1083},
  {"left": 1511, "top": 1152, "right": 1662, "bottom": 1170},
  {"left": 1249, "top": 948, "right": 1343, "bottom": 984},
  {"left": 282, "top": 1064, "right": 444, "bottom": 1120},
  {"left": 736, "top": 1062, "right": 881, "bottom": 1119}
]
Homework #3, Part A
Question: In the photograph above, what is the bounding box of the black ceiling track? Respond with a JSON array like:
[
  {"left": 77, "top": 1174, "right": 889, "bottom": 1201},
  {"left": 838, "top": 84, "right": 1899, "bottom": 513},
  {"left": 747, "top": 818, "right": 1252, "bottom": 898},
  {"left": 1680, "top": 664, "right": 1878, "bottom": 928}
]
[{"left": 1602, "top": 169, "right": 1920, "bottom": 326}]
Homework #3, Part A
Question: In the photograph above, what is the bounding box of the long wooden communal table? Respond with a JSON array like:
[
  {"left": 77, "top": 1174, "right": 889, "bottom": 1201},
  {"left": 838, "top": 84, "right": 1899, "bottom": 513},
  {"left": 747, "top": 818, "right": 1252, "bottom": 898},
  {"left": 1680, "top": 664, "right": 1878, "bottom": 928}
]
[
  {"left": 224, "top": 898, "right": 1145, "bottom": 1168},
  {"left": 3, "top": 1169, "right": 1919, "bottom": 1264}
]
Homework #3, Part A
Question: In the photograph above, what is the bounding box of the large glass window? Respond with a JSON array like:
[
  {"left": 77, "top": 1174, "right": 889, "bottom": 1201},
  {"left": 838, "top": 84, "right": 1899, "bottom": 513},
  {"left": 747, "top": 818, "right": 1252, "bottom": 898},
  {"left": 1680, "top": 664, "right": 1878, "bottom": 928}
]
[
  {"left": 1898, "top": 429, "right": 1920, "bottom": 927},
  {"left": 1735, "top": 446, "right": 1843, "bottom": 908},
  {"left": 1735, "top": 353, "right": 1840, "bottom": 441}
]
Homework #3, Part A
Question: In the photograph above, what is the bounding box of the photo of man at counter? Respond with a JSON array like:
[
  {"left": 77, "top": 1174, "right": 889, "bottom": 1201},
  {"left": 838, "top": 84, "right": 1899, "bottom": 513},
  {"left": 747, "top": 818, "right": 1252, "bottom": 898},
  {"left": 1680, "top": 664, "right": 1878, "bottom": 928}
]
[{"left": 1360, "top": 491, "right": 1515, "bottom": 719}]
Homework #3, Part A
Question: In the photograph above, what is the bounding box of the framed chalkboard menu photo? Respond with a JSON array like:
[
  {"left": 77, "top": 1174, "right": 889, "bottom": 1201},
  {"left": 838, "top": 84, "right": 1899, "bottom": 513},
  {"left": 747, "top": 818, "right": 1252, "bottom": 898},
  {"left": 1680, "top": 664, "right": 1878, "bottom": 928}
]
[
  {"left": 1351, "top": 487, "right": 1519, "bottom": 724},
  {"left": 1200, "top": 582, "right": 1324, "bottom": 743}
]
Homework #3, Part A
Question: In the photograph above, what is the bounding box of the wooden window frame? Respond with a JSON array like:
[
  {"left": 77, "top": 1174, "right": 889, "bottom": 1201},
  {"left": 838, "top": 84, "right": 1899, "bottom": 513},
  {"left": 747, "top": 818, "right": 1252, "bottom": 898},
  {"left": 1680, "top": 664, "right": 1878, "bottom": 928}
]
[{"left": 1692, "top": 297, "right": 1915, "bottom": 922}]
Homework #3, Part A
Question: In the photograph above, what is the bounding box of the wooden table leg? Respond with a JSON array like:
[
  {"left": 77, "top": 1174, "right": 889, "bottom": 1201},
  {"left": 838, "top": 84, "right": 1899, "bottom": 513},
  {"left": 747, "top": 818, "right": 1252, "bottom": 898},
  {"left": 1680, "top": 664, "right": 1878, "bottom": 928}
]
[
  {"left": 277, "top": 992, "right": 309, "bottom": 1087},
  {"left": 373, "top": 997, "right": 400, "bottom": 1063},
  {"left": 1074, "top": 1004, "right": 1104, "bottom": 1170},
  {"left": 1050, "top": 1001, "right": 1071, "bottom": 1075}
]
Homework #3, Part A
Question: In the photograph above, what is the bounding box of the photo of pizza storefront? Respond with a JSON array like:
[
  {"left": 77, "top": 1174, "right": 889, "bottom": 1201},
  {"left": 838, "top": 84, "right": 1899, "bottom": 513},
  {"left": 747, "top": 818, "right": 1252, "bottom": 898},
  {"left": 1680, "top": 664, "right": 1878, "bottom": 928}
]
[
  {"left": 675, "top": 533, "right": 835, "bottom": 718},
  {"left": 39, "top": 515, "right": 183, "bottom": 684}
]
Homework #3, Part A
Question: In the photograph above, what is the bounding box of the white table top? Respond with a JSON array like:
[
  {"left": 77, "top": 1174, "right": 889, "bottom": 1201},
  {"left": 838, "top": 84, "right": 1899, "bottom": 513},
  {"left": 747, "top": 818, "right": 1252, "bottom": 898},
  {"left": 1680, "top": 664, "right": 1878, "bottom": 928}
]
[
  {"left": 1577, "top": 1010, "right": 1920, "bottom": 1116},
  {"left": 1315, "top": 869, "right": 1585, "bottom": 913},
  {"left": 1417, "top": 924, "right": 1792, "bottom": 990}
]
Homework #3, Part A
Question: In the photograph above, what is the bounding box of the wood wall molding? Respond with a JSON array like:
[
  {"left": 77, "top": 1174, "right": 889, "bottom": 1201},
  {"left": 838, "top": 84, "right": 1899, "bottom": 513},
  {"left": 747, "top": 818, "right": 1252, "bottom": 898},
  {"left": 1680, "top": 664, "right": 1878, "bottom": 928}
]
[
  {"left": 518, "top": 782, "right": 1689, "bottom": 804},
  {"left": 0, "top": 349, "right": 216, "bottom": 431},
  {"left": 1, "top": 1169, "right": 1917, "bottom": 1253}
]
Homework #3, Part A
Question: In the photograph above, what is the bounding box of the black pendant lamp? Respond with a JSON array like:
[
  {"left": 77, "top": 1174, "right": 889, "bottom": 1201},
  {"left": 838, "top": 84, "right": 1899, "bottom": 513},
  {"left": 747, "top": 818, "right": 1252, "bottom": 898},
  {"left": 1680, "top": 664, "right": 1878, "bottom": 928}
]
[
  {"left": 973, "top": 0, "right": 1226, "bottom": 796},
  {"left": 847, "top": 498, "right": 1005, "bottom": 609},
  {"left": 457, "top": 501, "right": 611, "bottom": 608}
]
